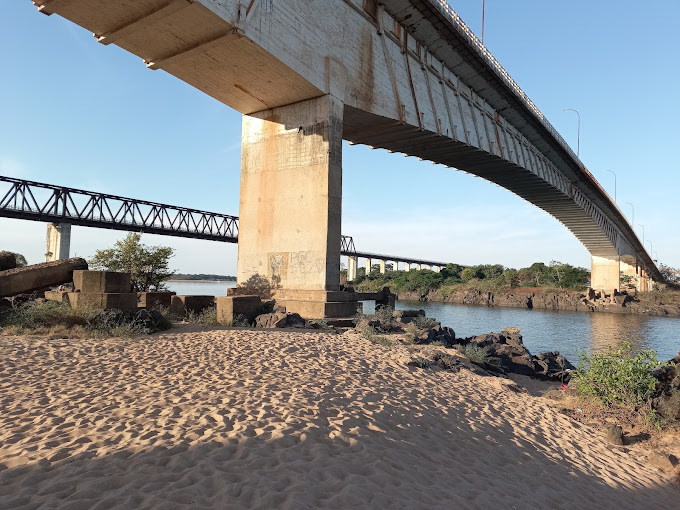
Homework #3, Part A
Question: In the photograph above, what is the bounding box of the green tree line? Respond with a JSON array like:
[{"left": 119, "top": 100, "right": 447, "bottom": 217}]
[{"left": 350, "top": 260, "right": 590, "bottom": 294}]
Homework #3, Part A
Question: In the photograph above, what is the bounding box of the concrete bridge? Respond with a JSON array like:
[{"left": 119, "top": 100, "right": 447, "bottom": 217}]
[{"left": 28, "top": 0, "right": 659, "bottom": 316}]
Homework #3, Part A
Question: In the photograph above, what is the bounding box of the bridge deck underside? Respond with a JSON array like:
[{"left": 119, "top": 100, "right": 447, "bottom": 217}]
[
  {"left": 33, "top": 0, "right": 654, "bottom": 273},
  {"left": 343, "top": 107, "right": 616, "bottom": 257}
]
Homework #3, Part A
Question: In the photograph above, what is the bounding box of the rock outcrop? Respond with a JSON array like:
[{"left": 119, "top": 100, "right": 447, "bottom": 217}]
[{"left": 396, "top": 287, "right": 680, "bottom": 317}]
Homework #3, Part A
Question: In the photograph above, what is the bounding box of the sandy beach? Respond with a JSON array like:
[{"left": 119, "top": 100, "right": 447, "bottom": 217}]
[{"left": 1, "top": 326, "right": 678, "bottom": 509}]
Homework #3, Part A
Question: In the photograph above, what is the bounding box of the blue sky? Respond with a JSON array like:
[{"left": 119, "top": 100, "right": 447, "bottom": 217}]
[{"left": 1, "top": 0, "right": 678, "bottom": 274}]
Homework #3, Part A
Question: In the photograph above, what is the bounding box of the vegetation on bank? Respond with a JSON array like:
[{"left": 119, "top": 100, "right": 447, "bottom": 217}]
[
  {"left": 0, "top": 300, "right": 172, "bottom": 338},
  {"left": 573, "top": 342, "right": 674, "bottom": 429},
  {"left": 349, "top": 261, "right": 590, "bottom": 294},
  {"left": 170, "top": 274, "right": 236, "bottom": 281}
]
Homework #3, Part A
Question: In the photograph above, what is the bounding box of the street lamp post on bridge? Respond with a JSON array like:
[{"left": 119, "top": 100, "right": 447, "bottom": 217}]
[{"left": 624, "top": 201, "right": 634, "bottom": 227}]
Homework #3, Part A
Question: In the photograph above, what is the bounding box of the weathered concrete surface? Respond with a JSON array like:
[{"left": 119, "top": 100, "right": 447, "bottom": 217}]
[
  {"left": 237, "top": 94, "right": 343, "bottom": 293},
  {"left": 45, "top": 223, "right": 71, "bottom": 262},
  {"left": 68, "top": 292, "right": 138, "bottom": 311},
  {"left": 216, "top": 295, "right": 262, "bottom": 325},
  {"left": 170, "top": 295, "right": 215, "bottom": 316},
  {"left": 73, "top": 270, "right": 132, "bottom": 294},
  {"left": 45, "top": 291, "right": 70, "bottom": 303},
  {"left": 0, "top": 258, "right": 87, "bottom": 297},
  {"left": 138, "top": 292, "right": 175, "bottom": 310}
]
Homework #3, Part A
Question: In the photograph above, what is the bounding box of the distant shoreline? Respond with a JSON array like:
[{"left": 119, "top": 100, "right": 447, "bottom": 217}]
[{"left": 165, "top": 279, "right": 235, "bottom": 283}]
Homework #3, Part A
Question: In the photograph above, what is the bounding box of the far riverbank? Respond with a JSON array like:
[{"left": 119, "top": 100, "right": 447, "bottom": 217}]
[{"left": 394, "top": 287, "right": 680, "bottom": 318}]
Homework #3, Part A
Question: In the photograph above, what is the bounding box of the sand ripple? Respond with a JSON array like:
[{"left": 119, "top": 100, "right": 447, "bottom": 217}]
[{"left": 1, "top": 327, "right": 678, "bottom": 509}]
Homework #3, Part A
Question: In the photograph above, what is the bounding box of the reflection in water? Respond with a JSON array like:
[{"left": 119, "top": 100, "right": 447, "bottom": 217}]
[{"left": 391, "top": 300, "right": 680, "bottom": 363}]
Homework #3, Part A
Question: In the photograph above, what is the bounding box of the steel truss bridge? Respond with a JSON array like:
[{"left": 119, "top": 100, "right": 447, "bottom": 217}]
[{"left": 0, "top": 176, "right": 449, "bottom": 267}]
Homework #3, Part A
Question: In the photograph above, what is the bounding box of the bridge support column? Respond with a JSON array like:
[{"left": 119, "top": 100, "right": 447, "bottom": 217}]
[
  {"left": 347, "top": 256, "right": 357, "bottom": 282},
  {"left": 45, "top": 222, "right": 71, "bottom": 262},
  {"left": 392, "top": 262, "right": 398, "bottom": 271},
  {"left": 238, "top": 95, "right": 355, "bottom": 317},
  {"left": 365, "top": 258, "right": 371, "bottom": 275},
  {"left": 620, "top": 256, "right": 638, "bottom": 292},
  {"left": 415, "top": 264, "right": 421, "bottom": 271},
  {"left": 379, "top": 260, "right": 385, "bottom": 274},
  {"left": 590, "top": 255, "right": 621, "bottom": 294}
]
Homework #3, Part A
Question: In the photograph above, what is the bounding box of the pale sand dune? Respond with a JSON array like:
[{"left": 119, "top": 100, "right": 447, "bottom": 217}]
[{"left": 1, "top": 326, "right": 678, "bottom": 509}]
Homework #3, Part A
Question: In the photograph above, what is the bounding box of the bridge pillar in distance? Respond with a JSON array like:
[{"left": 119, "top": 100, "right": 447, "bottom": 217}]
[
  {"left": 379, "top": 260, "right": 386, "bottom": 274},
  {"left": 238, "top": 95, "right": 355, "bottom": 317},
  {"left": 404, "top": 264, "right": 410, "bottom": 272},
  {"left": 45, "top": 223, "right": 71, "bottom": 262},
  {"left": 415, "top": 264, "right": 421, "bottom": 271},
  {"left": 365, "top": 258, "right": 371, "bottom": 275},
  {"left": 347, "top": 256, "right": 357, "bottom": 282},
  {"left": 433, "top": 266, "right": 440, "bottom": 273},
  {"left": 591, "top": 255, "right": 622, "bottom": 294}
]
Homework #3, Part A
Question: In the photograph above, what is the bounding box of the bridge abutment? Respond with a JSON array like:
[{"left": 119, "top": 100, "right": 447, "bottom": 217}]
[
  {"left": 237, "top": 95, "right": 358, "bottom": 317},
  {"left": 45, "top": 222, "right": 71, "bottom": 262}
]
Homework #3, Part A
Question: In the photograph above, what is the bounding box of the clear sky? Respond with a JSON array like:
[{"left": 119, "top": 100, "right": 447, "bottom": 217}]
[{"left": 1, "top": 0, "right": 678, "bottom": 274}]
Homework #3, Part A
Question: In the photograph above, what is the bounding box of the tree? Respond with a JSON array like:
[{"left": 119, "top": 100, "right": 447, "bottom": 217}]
[
  {"left": 89, "top": 233, "right": 175, "bottom": 292},
  {"left": 659, "top": 264, "right": 680, "bottom": 287}
]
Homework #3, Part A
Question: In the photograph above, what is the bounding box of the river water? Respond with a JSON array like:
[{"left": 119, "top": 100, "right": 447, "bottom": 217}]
[{"left": 166, "top": 281, "right": 680, "bottom": 363}]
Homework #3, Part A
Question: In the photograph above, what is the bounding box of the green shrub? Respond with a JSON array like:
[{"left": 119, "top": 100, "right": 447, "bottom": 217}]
[
  {"left": 360, "top": 326, "right": 391, "bottom": 346},
  {"left": 184, "top": 307, "right": 219, "bottom": 325},
  {"left": 0, "top": 301, "right": 155, "bottom": 338},
  {"left": 413, "top": 316, "right": 438, "bottom": 330},
  {"left": 573, "top": 342, "right": 667, "bottom": 409},
  {"left": 458, "top": 343, "right": 489, "bottom": 365}
]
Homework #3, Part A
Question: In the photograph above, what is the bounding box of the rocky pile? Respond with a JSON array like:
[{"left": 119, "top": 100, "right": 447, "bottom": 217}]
[{"left": 651, "top": 353, "right": 680, "bottom": 421}]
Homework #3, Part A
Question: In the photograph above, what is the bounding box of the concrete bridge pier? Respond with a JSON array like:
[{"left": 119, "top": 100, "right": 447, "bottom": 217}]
[
  {"left": 347, "top": 256, "right": 357, "bottom": 282},
  {"left": 237, "top": 94, "right": 357, "bottom": 317},
  {"left": 379, "top": 260, "right": 386, "bottom": 274},
  {"left": 591, "top": 254, "right": 653, "bottom": 294},
  {"left": 365, "top": 258, "right": 371, "bottom": 276},
  {"left": 45, "top": 222, "right": 71, "bottom": 262},
  {"left": 404, "top": 264, "right": 410, "bottom": 272}
]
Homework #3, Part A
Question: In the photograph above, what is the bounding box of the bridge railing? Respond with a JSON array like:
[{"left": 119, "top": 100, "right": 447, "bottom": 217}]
[
  {"left": 432, "top": 1, "right": 582, "bottom": 173},
  {"left": 0, "top": 176, "right": 239, "bottom": 242}
]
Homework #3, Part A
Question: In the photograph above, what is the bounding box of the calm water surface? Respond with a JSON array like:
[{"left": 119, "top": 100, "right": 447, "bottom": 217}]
[{"left": 166, "top": 281, "right": 679, "bottom": 362}]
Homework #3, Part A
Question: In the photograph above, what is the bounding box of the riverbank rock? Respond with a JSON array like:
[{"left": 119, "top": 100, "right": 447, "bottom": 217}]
[
  {"left": 395, "top": 287, "right": 680, "bottom": 318},
  {"left": 254, "top": 311, "right": 306, "bottom": 329},
  {"left": 532, "top": 351, "right": 575, "bottom": 381}
]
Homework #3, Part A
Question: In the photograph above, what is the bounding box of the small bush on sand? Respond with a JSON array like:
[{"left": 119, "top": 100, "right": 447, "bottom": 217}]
[
  {"left": 0, "top": 301, "right": 159, "bottom": 338},
  {"left": 361, "top": 326, "right": 391, "bottom": 347},
  {"left": 402, "top": 323, "right": 419, "bottom": 344},
  {"left": 456, "top": 343, "right": 490, "bottom": 365},
  {"left": 573, "top": 342, "right": 667, "bottom": 409},
  {"left": 184, "top": 308, "right": 219, "bottom": 325},
  {"left": 413, "top": 316, "right": 438, "bottom": 330}
]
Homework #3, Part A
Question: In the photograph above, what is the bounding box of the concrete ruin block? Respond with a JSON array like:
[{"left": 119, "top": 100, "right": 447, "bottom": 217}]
[
  {"left": 138, "top": 291, "right": 175, "bottom": 310},
  {"left": 216, "top": 295, "right": 262, "bottom": 325},
  {"left": 0, "top": 258, "right": 87, "bottom": 297},
  {"left": 170, "top": 295, "right": 214, "bottom": 316},
  {"left": 45, "top": 291, "right": 70, "bottom": 303},
  {"left": 68, "top": 292, "right": 138, "bottom": 311},
  {"left": 73, "top": 270, "right": 131, "bottom": 293}
]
